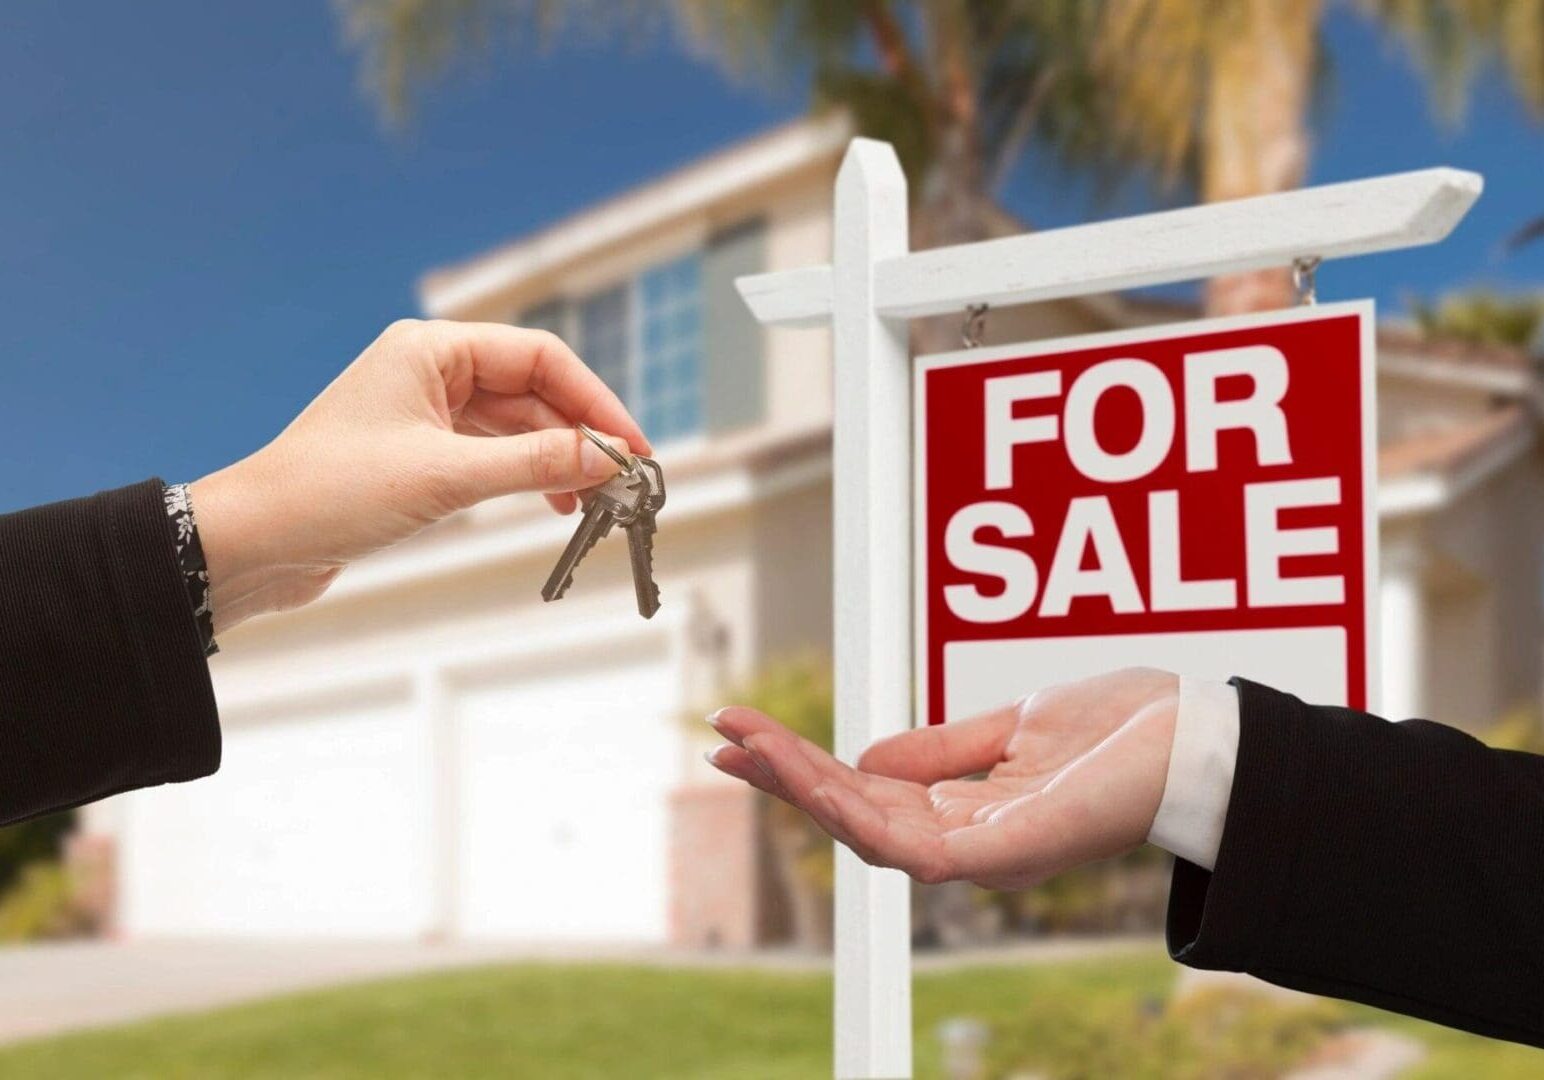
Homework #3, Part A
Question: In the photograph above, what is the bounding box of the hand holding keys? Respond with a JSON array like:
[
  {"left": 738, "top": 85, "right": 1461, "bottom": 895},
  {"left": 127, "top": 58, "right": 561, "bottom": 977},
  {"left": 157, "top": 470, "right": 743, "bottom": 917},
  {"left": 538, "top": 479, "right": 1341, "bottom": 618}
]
[{"left": 541, "top": 424, "right": 666, "bottom": 619}]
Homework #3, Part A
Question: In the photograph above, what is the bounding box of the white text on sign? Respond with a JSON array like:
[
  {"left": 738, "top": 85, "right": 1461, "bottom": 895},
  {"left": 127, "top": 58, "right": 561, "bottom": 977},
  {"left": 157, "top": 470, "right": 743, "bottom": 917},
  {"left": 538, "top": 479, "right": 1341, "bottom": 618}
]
[{"left": 945, "top": 345, "right": 1345, "bottom": 624}]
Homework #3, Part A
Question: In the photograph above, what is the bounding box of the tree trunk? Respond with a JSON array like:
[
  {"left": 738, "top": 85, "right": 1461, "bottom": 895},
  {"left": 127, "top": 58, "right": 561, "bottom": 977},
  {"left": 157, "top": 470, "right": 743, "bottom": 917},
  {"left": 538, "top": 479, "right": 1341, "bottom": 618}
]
[
  {"left": 913, "top": 120, "right": 994, "bottom": 357},
  {"left": 1203, "top": 2, "right": 1319, "bottom": 315}
]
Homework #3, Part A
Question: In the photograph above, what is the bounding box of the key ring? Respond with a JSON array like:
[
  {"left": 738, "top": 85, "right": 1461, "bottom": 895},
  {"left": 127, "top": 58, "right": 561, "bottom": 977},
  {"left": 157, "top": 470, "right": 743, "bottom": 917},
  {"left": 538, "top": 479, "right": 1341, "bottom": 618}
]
[{"left": 575, "top": 423, "right": 636, "bottom": 472}]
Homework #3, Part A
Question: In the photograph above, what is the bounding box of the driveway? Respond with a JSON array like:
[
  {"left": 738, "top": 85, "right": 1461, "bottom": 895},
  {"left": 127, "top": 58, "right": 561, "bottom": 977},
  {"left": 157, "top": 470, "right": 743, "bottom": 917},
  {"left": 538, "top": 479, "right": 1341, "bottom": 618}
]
[
  {"left": 0, "top": 939, "right": 555, "bottom": 1044},
  {"left": 0, "top": 934, "right": 1162, "bottom": 1045}
]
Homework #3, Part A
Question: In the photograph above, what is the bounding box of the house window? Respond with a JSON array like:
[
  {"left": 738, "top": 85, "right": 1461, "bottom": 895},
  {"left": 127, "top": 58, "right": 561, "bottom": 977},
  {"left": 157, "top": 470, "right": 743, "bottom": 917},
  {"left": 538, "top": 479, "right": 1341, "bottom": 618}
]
[
  {"left": 535, "top": 253, "right": 703, "bottom": 445},
  {"left": 577, "top": 284, "right": 630, "bottom": 403},
  {"left": 638, "top": 253, "right": 703, "bottom": 443}
]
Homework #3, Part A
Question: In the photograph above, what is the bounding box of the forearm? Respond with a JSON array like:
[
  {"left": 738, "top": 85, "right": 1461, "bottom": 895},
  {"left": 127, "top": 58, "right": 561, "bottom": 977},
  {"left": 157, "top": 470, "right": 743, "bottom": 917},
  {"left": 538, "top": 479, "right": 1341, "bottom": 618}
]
[
  {"left": 190, "top": 453, "right": 339, "bottom": 635},
  {"left": 1168, "top": 680, "right": 1544, "bottom": 1048},
  {"left": 0, "top": 479, "right": 219, "bottom": 823}
]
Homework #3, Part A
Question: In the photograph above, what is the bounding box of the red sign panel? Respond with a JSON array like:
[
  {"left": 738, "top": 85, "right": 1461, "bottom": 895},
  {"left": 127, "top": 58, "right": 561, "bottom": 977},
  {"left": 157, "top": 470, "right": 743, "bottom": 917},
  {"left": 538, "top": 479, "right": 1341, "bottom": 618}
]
[{"left": 915, "top": 303, "right": 1378, "bottom": 727}]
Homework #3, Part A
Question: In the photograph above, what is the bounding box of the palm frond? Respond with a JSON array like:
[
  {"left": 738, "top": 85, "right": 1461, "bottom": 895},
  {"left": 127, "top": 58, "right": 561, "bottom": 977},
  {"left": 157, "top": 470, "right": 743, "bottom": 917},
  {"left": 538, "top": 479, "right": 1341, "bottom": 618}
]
[
  {"left": 1506, "top": 214, "right": 1544, "bottom": 251},
  {"left": 1358, "top": 0, "right": 1544, "bottom": 123},
  {"left": 334, "top": 0, "right": 657, "bottom": 123},
  {"left": 1410, "top": 286, "right": 1544, "bottom": 349}
]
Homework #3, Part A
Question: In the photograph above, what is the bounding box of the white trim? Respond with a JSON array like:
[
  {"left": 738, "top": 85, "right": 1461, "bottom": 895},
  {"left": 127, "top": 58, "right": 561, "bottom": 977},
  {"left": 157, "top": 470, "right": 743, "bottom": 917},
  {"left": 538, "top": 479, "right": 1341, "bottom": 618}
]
[
  {"left": 1360, "top": 306, "right": 1383, "bottom": 714},
  {"left": 422, "top": 115, "right": 851, "bottom": 318},
  {"left": 316, "top": 446, "right": 831, "bottom": 604},
  {"left": 1378, "top": 417, "right": 1537, "bottom": 519},
  {"left": 214, "top": 606, "right": 683, "bottom": 715},
  {"left": 1378, "top": 351, "right": 1536, "bottom": 397}
]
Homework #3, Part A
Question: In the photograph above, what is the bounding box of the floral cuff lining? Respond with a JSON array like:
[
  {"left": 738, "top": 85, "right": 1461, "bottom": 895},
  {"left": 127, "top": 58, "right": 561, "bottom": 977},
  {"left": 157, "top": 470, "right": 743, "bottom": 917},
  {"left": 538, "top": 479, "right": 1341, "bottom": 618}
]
[{"left": 162, "top": 483, "right": 218, "bottom": 657}]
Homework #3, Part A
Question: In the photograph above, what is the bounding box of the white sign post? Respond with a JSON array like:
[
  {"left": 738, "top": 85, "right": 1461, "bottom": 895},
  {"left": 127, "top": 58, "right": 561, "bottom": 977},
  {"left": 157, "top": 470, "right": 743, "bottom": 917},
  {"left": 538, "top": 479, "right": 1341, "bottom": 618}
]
[{"left": 737, "top": 138, "right": 1480, "bottom": 1080}]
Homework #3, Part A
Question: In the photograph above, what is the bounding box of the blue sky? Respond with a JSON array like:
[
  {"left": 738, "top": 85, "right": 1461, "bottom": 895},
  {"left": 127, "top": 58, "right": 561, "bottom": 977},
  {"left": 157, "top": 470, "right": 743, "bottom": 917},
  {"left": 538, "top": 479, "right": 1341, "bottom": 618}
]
[{"left": 0, "top": 2, "right": 1538, "bottom": 511}]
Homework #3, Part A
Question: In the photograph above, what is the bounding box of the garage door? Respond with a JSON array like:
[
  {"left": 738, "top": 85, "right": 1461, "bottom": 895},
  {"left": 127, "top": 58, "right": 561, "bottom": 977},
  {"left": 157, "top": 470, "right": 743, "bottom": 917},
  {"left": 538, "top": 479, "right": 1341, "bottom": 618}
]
[
  {"left": 119, "top": 694, "right": 432, "bottom": 937},
  {"left": 454, "top": 656, "right": 678, "bottom": 941}
]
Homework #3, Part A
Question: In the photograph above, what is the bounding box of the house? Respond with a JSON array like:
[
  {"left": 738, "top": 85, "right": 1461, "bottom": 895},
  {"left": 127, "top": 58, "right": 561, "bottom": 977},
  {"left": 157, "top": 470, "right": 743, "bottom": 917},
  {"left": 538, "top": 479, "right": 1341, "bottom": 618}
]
[{"left": 75, "top": 116, "right": 1544, "bottom": 948}]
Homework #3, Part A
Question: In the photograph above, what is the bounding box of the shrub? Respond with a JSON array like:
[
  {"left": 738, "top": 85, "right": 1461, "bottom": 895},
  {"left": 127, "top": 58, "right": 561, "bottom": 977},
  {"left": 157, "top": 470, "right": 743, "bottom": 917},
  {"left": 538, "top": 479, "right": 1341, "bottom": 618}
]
[
  {"left": 0, "top": 861, "right": 94, "bottom": 942},
  {"left": 986, "top": 985, "right": 1346, "bottom": 1079},
  {"left": 0, "top": 810, "right": 73, "bottom": 895},
  {"left": 714, "top": 654, "right": 836, "bottom": 949}
]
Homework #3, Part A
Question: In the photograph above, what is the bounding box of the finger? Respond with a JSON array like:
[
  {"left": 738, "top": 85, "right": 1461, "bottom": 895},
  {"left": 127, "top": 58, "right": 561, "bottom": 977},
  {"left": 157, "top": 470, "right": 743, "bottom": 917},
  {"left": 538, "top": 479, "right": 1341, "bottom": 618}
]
[
  {"left": 857, "top": 701, "right": 1020, "bottom": 784},
  {"left": 741, "top": 732, "right": 869, "bottom": 847},
  {"left": 472, "top": 394, "right": 583, "bottom": 515},
  {"left": 739, "top": 730, "right": 936, "bottom": 875},
  {"left": 706, "top": 706, "right": 790, "bottom": 749},
  {"left": 710, "top": 707, "right": 870, "bottom": 796},
  {"left": 705, "top": 744, "right": 788, "bottom": 801},
  {"left": 712, "top": 709, "right": 924, "bottom": 817},
  {"left": 457, "top": 401, "right": 583, "bottom": 516},
  {"left": 460, "top": 390, "right": 570, "bottom": 437},
  {"left": 446, "top": 427, "right": 630, "bottom": 503},
  {"left": 438, "top": 322, "right": 653, "bottom": 455},
  {"left": 816, "top": 784, "right": 954, "bottom": 883}
]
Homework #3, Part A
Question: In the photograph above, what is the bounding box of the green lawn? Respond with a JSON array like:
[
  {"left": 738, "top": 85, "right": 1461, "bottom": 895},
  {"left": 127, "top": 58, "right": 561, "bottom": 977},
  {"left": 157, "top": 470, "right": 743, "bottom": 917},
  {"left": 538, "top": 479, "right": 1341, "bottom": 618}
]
[{"left": 0, "top": 949, "right": 1535, "bottom": 1079}]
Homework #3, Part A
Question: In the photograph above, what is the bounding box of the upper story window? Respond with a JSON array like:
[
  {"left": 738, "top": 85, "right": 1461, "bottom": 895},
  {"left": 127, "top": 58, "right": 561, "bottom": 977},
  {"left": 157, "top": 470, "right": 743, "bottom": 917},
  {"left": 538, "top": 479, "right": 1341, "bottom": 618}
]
[
  {"left": 638, "top": 254, "right": 703, "bottom": 442},
  {"left": 530, "top": 251, "right": 704, "bottom": 447},
  {"left": 577, "top": 284, "right": 630, "bottom": 402},
  {"left": 513, "top": 218, "right": 768, "bottom": 445}
]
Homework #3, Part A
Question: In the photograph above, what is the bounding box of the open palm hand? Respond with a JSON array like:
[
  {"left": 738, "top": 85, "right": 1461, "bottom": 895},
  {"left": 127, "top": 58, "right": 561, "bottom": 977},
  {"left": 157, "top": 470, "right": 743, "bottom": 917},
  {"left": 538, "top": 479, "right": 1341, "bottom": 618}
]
[{"left": 707, "top": 668, "right": 1178, "bottom": 890}]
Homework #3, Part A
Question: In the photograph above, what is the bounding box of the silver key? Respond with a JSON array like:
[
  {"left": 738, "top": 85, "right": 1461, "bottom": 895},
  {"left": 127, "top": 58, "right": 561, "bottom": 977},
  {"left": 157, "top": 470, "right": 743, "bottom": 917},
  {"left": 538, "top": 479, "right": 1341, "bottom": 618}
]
[
  {"left": 541, "top": 469, "right": 643, "bottom": 602},
  {"left": 622, "top": 458, "right": 666, "bottom": 618},
  {"left": 541, "top": 497, "right": 616, "bottom": 603},
  {"left": 540, "top": 455, "right": 665, "bottom": 617}
]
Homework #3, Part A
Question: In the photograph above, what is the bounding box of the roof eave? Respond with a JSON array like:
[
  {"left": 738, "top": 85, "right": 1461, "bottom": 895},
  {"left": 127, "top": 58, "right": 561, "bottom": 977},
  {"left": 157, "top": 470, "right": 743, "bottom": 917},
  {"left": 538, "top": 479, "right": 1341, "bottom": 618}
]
[{"left": 419, "top": 113, "right": 853, "bottom": 319}]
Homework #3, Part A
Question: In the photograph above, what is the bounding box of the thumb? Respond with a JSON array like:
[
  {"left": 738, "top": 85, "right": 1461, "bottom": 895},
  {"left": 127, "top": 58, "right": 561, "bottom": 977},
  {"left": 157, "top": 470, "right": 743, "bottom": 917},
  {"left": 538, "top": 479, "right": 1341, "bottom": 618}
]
[{"left": 447, "top": 427, "right": 631, "bottom": 505}]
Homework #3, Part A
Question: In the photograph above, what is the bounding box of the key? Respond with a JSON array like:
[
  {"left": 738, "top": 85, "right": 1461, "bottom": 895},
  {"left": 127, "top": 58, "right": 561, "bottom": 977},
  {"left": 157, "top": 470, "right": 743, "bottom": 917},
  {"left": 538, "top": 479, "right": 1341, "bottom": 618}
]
[
  {"left": 541, "top": 497, "right": 617, "bottom": 603},
  {"left": 541, "top": 424, "right": 667, "bottom": 618},
  {"left": 540, "top": 462, "right": 651, "bottom": 604},
  {"left": 622, "top": 458, "right": 666, "bottom": 618}
]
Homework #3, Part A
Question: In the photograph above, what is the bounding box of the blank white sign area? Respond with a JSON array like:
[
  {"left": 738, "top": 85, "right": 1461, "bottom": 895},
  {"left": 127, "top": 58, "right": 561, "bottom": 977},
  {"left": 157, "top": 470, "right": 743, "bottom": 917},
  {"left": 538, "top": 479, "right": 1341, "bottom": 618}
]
[{"left": 943, "top": 626, "right": 1348, "bottom": 723}]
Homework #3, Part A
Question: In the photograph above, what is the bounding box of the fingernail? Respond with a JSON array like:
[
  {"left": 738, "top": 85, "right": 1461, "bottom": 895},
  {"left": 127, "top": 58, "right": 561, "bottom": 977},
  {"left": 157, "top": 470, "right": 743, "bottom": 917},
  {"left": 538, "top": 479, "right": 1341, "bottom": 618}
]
[
  {"left": 705, "top": 709, "right": 728, "bottom": 731},
  {"left": 703, "top": 747, "right": 724, "bottom": 767}
]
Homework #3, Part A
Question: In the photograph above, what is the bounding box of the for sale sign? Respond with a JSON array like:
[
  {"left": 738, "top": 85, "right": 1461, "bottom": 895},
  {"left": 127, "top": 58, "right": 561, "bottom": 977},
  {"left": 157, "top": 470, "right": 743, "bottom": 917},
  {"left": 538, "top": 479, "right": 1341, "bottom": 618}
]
[{"left": 915, "top": 302, "right": 1378, "bottom": 727}]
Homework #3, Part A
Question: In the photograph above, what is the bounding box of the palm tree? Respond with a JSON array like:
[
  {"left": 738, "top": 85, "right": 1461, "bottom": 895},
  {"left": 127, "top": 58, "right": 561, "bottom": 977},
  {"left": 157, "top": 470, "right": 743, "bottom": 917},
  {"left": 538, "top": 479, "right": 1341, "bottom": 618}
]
[
  {"left": 1410, "top": 287, "right": 1544, "bottom": 350},
  {"left": 335, "top": 1, "right": 1103, "bottom": 249},
  {"left": 335, "top": 0, "right": 1544, "bottom": 316},
  {"left": 1091, "top": 0, "right": 1544, "bottom": 311}
]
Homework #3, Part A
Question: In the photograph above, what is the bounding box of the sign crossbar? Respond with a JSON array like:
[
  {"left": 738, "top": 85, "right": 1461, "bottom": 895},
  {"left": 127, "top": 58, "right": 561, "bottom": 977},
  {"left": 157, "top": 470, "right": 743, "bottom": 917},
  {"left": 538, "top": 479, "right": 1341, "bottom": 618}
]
[{"left": 740, "top": 165, "right": 1481, "bottom": 326}]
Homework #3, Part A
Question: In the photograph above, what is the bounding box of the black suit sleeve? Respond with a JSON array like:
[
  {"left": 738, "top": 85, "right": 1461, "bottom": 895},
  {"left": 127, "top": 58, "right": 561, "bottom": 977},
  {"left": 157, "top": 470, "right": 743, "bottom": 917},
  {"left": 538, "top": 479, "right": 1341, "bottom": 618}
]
[
  {"left": 0, "top": 479, "right": 220, "bottom": 824},
  {"left": 1168, "top": 678, "right": 1544, "bottom": 1048}
]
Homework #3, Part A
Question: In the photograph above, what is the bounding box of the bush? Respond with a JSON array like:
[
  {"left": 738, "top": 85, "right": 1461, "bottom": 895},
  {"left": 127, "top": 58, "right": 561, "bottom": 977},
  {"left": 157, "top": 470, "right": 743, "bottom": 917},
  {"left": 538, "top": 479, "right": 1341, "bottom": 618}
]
[
  {"left": 0, "top": 861, "right": 94, "bottom": 942},
  {"left": 987, "top": 846, "right": 1172, "bottom": 936},
  {"left": 987, "top": 985, "right": 1346, "bottom": 1080},
  {"left": 0, "top": 810, "right": 73, "bottom": 895},
  {"left": 715, "top": 654, "right": 836, "bottom": 949}
]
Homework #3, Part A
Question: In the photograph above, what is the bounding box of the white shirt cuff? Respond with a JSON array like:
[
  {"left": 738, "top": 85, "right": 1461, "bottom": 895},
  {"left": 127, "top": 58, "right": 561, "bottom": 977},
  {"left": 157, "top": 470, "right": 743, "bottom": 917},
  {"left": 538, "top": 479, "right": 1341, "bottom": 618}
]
[{"left": 1147, "top": 676, "right": 1240, "bottom": 871}]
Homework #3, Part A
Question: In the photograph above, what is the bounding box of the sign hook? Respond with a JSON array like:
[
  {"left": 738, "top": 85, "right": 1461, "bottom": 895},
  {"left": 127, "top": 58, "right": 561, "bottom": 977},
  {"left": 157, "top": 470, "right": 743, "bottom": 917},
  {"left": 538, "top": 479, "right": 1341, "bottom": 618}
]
[
  {"left": 962, "top": 303, "right": 990, "bottom": 348},
  {"left": 1292, "top": 256, "right": 1322, "bottom": 306}
]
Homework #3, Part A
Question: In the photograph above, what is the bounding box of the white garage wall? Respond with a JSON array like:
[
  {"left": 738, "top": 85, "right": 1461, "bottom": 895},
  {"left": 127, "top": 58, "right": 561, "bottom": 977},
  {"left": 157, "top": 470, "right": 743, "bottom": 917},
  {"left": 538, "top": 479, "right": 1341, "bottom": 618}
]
[
  {"left": 452, "top": 655, "right": 680, "bottom": 942},
  {"left": 119, "top": 690, "right": 433, "bottom": 938}
]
